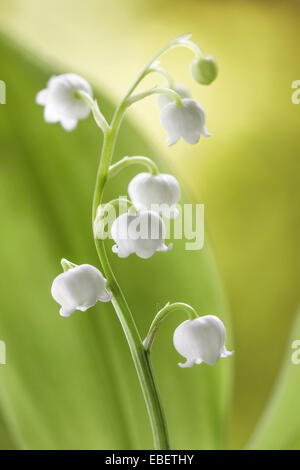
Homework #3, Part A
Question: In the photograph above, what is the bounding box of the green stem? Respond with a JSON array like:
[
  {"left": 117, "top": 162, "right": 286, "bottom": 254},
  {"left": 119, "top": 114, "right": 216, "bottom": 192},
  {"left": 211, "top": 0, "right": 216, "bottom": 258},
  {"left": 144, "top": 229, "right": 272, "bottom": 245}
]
[
  {"left": 112, "top": 34, "right": 201, "bottom": 110},
  {"left": 143, "top": 302, "right": 199, "bottom": 352},
  {"left": 92, "top": 103, "right": 170, "bottom": 449},
  {"left": 147, "top": 67, "right": 175, "bottom": 88},
  {"left": 91, "top": 34, "right": 201, "bottom": 449},
  {"left": 98, "top": 197, "right": 134, "bottom": 216},
  {"left": 128, "top": 87, "right": 182, "bottom": 106},
  {"left": 181, "top": 40, "right": 204, "bottom": 59},
  {"left": 93, "top": 197, "right": 135, "bottom": 240},
  {"left": 77, "top": 90, "right": 109, "bottom": 132},
  {"left": 108, "top": 156, "right": 159, "bottom": 179}
]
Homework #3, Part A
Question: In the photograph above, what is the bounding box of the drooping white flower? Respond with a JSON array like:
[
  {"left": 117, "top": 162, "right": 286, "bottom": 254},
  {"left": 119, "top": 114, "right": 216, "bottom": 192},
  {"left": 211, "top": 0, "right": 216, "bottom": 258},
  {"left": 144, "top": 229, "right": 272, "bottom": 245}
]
[
  {"left": 173, "top": 315, "right": 233, "bottom": 368},
  {"left": 36, "top": 74, "right": 93, "bottom": 131},
  {"left": 51, "top": 264, "right": 112, "bottom": 317},
  {"left": 111, "top": 211, "right": 172, "bottom": 259},
  {"left": 128, "top": 172, "right": 181, "bottom": 219},
  {"left": 157, "top": 83, "right": 190, "bottom": 110},
  {"left": 160, "top": 98, "right": 211, "bottom": 146}
]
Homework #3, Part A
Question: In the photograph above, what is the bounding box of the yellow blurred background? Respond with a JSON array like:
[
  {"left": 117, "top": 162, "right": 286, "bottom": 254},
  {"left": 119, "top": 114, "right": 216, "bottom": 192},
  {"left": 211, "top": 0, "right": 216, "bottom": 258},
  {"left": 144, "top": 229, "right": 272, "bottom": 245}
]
[{"left": 0, "top": 0, "right": 299, "bottom": 448}]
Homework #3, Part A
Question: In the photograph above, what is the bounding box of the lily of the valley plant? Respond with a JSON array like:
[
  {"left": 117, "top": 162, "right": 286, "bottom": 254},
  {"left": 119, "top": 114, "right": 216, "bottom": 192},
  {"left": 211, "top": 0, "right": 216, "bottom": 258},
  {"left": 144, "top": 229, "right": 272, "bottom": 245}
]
[{"left": 37, "top": 34, "right": 232, "bottom": 450}]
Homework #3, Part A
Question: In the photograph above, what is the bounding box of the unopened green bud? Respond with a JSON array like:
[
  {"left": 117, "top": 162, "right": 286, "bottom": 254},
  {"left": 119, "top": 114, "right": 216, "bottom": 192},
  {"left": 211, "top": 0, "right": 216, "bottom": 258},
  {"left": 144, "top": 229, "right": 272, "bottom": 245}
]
[{"left": 191, "top": 56, "right": 218, "bottom": 85}]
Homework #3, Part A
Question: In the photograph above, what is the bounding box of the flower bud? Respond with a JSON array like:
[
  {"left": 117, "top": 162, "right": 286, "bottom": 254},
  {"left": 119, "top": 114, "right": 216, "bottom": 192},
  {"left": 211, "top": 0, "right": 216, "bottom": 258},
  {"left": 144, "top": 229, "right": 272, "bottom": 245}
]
[
  {"left": 173, "top": 315, "right": 233, "bottom": 368},
  {"left": 191, "top": 56, "right": 218, "bottom": 85},
  {"left": 51, "top": 264, "right": 112, "bottom": 317},
  {"left": 111, "top": 211, "right": 172, "bottom": 259},
  {"left": 160, "top": 98, "right": 211, "bottom": 146},
  {"left": 128, "top": 172, "right": 181, "bottom": 219}
]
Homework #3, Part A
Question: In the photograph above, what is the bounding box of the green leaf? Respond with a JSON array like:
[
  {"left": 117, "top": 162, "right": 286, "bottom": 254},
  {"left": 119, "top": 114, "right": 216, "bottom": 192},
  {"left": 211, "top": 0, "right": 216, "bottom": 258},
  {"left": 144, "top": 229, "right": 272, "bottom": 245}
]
[
  {"left": 247, "top": 308, "right": 300, "bottom": 449},
  {"left": 0, "top": 35, "right": 232, "bottom": 449},
  {"left": 0, "top": 413, "right": 15, "bottom": 450}
]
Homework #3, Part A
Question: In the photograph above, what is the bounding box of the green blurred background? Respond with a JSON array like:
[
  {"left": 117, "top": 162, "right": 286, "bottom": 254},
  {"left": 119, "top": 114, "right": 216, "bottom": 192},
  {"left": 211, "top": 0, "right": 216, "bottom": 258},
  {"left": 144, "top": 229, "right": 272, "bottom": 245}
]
[{"left": 0, "top": 0, "right": 299, "bottom": 450}]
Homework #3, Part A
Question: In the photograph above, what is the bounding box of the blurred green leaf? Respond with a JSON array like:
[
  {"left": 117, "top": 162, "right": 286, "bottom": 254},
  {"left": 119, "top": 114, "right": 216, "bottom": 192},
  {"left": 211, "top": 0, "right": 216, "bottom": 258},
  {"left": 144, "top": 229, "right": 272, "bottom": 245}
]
[
  {"left": 247, "top": 309, "right": 300, "bottom": 450},
  {"left": 0, "top": 35, "right": 232, "bottom": 449},
  {"left": 0, "top": 414, "right": 15, "bottom": 450}
]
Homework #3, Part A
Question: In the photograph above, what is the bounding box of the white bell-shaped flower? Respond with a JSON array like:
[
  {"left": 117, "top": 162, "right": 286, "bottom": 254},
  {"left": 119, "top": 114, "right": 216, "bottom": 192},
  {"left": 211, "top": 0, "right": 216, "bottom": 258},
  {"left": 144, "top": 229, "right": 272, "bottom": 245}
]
[
  {"left": 160, "top": 98, "right": 211, "bottom": 146},
  {"left": 128, "top": 172, "right": 181, "bottom": 219},
  {"left": 51, "top": 264, "right": 112, "bottom": 317},
  {"left": 173, "top": 315, "right": 233, "bottom": 368},
  {"left": 157, "top": 83, "right": 190, "bottom": 110},
  {"left": 36, "top": 74, "right": 93, "bottom": 131},
  {"left": 111, "top": 210, "right": 172, "bottom": 259}
]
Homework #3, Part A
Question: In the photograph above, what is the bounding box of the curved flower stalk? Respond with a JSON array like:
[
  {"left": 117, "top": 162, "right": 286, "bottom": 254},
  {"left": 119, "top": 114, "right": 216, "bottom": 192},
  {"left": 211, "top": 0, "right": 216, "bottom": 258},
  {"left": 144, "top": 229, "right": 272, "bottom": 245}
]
[
  {"left": 143, "top": 304, "right": 233, "bottom": 367},
  {"left": 157, "top": 83, "right": 191, "bottom": 110},
  {"left": 93, "top": 197, "right": 134, "bottom": 240},
  {"left": 39, "top": 34, "right": 233, "bottom": 450}
]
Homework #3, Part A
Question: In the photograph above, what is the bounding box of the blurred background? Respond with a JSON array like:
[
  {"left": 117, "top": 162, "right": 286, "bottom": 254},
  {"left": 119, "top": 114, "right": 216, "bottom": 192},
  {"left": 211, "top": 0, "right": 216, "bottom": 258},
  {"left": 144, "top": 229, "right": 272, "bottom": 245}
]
[{"left": 0, "top": 0, "right": 299, "bottom": 450}]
